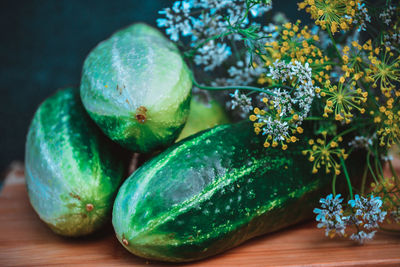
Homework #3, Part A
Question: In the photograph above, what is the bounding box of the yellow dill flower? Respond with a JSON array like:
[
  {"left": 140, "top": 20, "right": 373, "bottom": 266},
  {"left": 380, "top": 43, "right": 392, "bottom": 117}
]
[
  {"left": 302, "top": 131, "right": 347, "bottom": 174},
  {"left": 298, "top": 0, "right": 360, "bottom": 34},
  {"left": 252, "top": 59, "right": 318, "bottom": 150},
  {"left": 340, "top": 41, "right": 368, "bottom": 80},
  {"left": 319, "top": 79, "right": 368, "bottom": 123},
  {"left": 371, "top": 177, "right": 400, "bottom": 224},
  {"left": 366, "top": 48, "right": 400, "bottom": 95},
  {"left": 375, "top": 102, "right": 400, "bottom": 148},
  {"left": 262, "top": 22, "right": 330, "bottom": 85}
]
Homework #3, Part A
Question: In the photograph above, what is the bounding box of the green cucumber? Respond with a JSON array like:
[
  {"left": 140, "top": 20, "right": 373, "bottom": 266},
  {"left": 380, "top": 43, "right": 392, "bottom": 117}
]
[
  {"left": 80, "top": 23, "right": 192, "bottom": 153},
  {"left": 176, "top": 97, "right": 230, "bottom": 142},
  {"left": 25, "top": 87, "right": 128, "bottom": 237},
  {"left": 112, "top": 121, "right": 361, "bottom": 262}
]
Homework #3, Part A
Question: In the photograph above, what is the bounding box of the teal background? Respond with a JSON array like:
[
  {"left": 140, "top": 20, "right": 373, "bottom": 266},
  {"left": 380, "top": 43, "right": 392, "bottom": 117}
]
[
  {"left": 0, "top": 0, "right": 306, "bottom": 175},
  {"left": 0, "top": 0, "right": 172, "bottom": 174}
]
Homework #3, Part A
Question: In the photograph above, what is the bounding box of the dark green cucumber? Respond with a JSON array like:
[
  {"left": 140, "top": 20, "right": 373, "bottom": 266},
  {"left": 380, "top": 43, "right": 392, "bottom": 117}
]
[
  {"left": 112, "top": 121, "right": 361, "bottom": 262},
  {"left": 80, "top": 23, "right": 192, "bottom": 153},
  {"left": 25, "top": 87, "right": 128, "bottom": 237}
]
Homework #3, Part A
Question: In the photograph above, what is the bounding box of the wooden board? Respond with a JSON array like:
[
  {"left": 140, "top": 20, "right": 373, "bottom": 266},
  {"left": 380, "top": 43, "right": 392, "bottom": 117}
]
[{"left": 0, "top": 162, "right": 400, "bottom": 267}]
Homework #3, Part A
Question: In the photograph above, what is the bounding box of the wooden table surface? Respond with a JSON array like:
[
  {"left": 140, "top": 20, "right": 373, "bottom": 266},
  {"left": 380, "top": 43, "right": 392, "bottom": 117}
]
[{"left": 1, "top": 161, "right": 400, "bottom": 267}]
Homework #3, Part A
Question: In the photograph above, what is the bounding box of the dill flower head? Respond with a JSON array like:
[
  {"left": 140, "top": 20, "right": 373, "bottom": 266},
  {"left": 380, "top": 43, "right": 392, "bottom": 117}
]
[
  {"left": 374, "top": 101, "right": 400, "bottom": 148},
  {"left": 340, "top": 41, "right": 369, "bottom": 81},
  {"left": 347, "top": 194, "right": 387, "bottom": 244},
  {"left": 314, "top": 194, "right": 347, "bottom": 238},
  {"left": 298, "top": 0, "right": 361, "bottom": 34},
  {"left": 261, "top": 22, "right": 331, "bottom": 85},
  {"left": 251, "top": 60, "right": 316, "bottom": 149},
  {"left": 302, "top": 131, "right": 347, "bottom": 175},
  {"left": 371, "top": 177, "right": 400, "bottom": 224},
  {"left": 365, "top": 47, "right": 400, "bottom": 96},
  {"left": 318, "top": 78, "right": 367, "bottom": 124},
  {"left": 229, "top": 89, "right": 253, "bottom": 118},
  {"left": 157, "top": 0, "right": 273, "bottom": 71},
  {"left": 315, "top": 193, "right": 388, "bottom": 243}
]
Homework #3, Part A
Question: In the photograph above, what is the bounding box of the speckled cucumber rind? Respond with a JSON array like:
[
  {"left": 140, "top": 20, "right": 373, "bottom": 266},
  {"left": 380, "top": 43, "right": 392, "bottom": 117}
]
[
  {"left": 25, "top": 87, "right": 128, "bottom": 237},
  {"left": 80, "top": 23, "right": 192, "bottom": 153},
  {"left": 112, "top": 121, "right": 363, "bottom": 262}
]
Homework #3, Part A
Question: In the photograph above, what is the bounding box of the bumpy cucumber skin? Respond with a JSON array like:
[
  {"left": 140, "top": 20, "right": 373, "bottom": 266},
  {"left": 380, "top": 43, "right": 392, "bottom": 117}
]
[
  {"left": 80, "top": 23, "right": 192, "bottom": 153},
  {"left": 25, "top": 88, "right": 128, "bottom": 237},
  {"left": 176, "top": 98, "right": 230, "bottom": 142},
  {"left": 113, "top": 122, "right": 361, "bottom": 262}
]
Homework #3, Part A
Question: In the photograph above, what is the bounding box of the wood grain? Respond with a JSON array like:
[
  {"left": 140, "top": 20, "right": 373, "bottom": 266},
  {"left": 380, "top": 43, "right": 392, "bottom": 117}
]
[{"left": 0, "top": 162, "right": 399, "bottom": 267}]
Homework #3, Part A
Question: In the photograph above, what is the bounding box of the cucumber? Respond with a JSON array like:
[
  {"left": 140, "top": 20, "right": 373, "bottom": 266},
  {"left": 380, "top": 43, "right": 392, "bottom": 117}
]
[
  {"left": 25, "top": 87, "right": 128, "bottom": 237},
  {"left": 176, "top": 97, "right": 230, "bottom": 141},
  {"left": 80, "top": 23, "right": 192, "bottom": 153},
  {"left": 112, "top": 121, "right": 361, "bottom": 262}
]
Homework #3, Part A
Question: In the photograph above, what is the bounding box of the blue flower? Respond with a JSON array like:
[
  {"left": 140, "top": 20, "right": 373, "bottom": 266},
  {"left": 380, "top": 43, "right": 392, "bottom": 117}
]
[
  {"left": 249, "top": 3, "right": 272, "bottom": 17},
  {"left": 156, "top": 0, "right": 193, "bottom": 42},
  {"left": 314, "top": 194, "right": 347, "bottom": 237},
  {"left": 193, "top": 41, "right": 232, "bottom": 71},
  {"left": 348, "top": 194, "right": 386, "bottom": 230},
  {"left": 350, "top": 230, "right": 376, "bottom": 244},
  {"left": 157, "top": 0, "right": 273, "bottom": 44},
  {"left": 347, "top": 194, "right": 386, "bottom": 243}
]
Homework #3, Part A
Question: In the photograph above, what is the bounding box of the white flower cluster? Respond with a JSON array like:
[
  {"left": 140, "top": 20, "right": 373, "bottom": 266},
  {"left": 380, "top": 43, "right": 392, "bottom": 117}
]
[
  {"left": 157, "top": 1, "right": 192, "bottom": 42},
  {"left": 194, "top": 41, "right": 232, "bottom": 71},
  {"left": 314, "top": 194, "right": 347, "bottom": 237},
  {"left": 384, "top": 31, "right": 400, "bottom": 50},
  {"left": 352, "top": 2, "right": 371, "bottom": 32},
  {"left": 214, "top": 56, "right": 267, "bottom": 87},
  {"left": 348, "top": 195, "right": 387, "bottom": 244},
  {"left": 348, "top": 135, "right": 374, "bottom": 149},
  {"left": 315, "top": 194, "right": 387, "bottom": 244},
  {"left": 159, "top": 0, "right": 273, "bottom": 41},
  {"left": 381, "top": 154, "right": 394, "bottom": 162},
  {"left": 227, "top": 61, "right": 266, "bottom": 85},
  {"left": 258, "top": 116, "right": 291, "bottom": 142},
  {"left": 157, "top": 0, "right": 272, "bottom": 71},
  {"left": 379, "top": 5, "right": 396, "bottom": 26},
  {"left": 255, "top": 60, "right": 316, "bottom": 142},
  {"left": 220, "top": 57, "right": 268, "bottom": 118},
  {"left": 229, "top": 90, "right": 253, "bottom": 118}
]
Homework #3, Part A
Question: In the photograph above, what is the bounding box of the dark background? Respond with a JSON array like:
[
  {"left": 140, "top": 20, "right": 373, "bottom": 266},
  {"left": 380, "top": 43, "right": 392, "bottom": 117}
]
[{"left": 0, "top": 0, "right": 304, "bottom": 175}]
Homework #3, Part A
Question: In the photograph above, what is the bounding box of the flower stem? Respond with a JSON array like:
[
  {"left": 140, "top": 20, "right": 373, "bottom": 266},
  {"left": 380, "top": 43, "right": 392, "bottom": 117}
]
[
  {"left": 361, "top": 165, "right": 368, "bottom": 195},
  {"left": 373, "top": 147, "right": 385, "bottom": 183},
  {"left": 334, "top": 125, "right": 362, "bottom": 140},
  {"left": 367, "top": 151, "right": 380, "bottom": 184},
  {"left": 327, "top": 28, "right": 343, "bottom": 65},
  {"left": 304, "top": 116, "right": 334, "bottom": 121},
  {"left": 340, "top": 157, "right": 353, "bottom": 199},
  {"left": 389, "top": 160, "right": 399, "bottom": 182},
  {"left": 332, "top": 173, "right": 337, "bottom": 197},
  {"left": 190, "top": 72, "right": 293, "bottom": 96}
]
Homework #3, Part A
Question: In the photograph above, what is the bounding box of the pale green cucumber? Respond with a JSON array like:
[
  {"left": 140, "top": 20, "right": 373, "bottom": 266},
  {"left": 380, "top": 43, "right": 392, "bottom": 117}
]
[
  {"left": 176, "top": 97, "right": 230, "bottom": 141},
  {"left": 80, "top": 23, "right": 192, "bottom": 153},
  {"left": 25, "top": 87, "right": 128, "bottom": 237}
]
